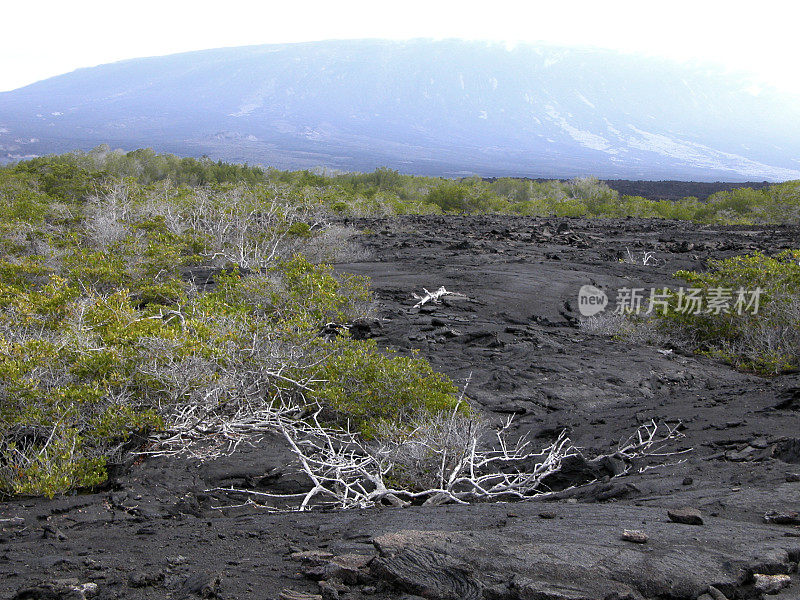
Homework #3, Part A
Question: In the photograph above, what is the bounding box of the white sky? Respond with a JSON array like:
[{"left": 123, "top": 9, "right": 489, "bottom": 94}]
[{"left": 2, "top": 0, "right": 800, "bottom": 94}]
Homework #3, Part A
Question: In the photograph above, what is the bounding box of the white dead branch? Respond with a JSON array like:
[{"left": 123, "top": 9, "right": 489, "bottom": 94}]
[
  {"left": 84, "top": 184, "right": 133, "bottom": 247},
  {"left": 188, "top": 187, "right": 300, "bottom": 270},
  {"left": 622, "top": 247, "right": 659, "bottom": 266},
  {"left": 207, "top": 408, "right": 687, "bottom": 511},
  {"left": 412, "top": 286, "right": 466, "bottom": 309},
  {"left": 138, "top": 332, "right": 687, "bottom": 510},
  {"left": 142, "top": 399, "right": 306, "bottom": 460},
  {"left": 612, "top": 420, "right": 692, "bottom": 473},
  {"left": 83, "top": 183, "right": 337, "bottom": 273},
  {"left": 138, "top": 349, "right": 326, "bottom": 460}
]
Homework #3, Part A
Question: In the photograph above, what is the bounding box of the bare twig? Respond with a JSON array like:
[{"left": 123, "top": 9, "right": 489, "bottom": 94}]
[{"left": 411, "top": 286, "right": 467, "bottom": 309}]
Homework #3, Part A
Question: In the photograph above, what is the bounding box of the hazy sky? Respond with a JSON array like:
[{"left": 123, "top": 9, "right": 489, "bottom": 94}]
[{"left": 3, "top": 0, "right": 799, "bottom": 94}]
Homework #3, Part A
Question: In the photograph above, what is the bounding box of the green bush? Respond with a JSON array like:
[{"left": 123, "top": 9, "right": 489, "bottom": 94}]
[
  {"left": 0, "top": 287, "right": 165, "bottom": 497},
  {"left": 1, "top": 427, "right": 107, "bottom": 498},
  {"left": 0, "top": 171, "right": 52, "bottom": 223},
  {"left": 657, "top": 250, "right": 800, "bottom": 374},
  {"left": 311, "top": 339, "right": 462, "bottom": 436},
  {"left": 13, "top": 156, "right": 106, "bottom": 202}
]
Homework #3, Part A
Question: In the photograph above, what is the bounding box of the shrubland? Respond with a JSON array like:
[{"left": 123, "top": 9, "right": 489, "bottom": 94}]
[
  {"left": 0, "top": 157, "right": 469, "bottom": 498},
  {"left": 0, "top": 147, "right": 783, "bottom": 501},
  {"left": 6, "top": 145, "right": 800, "bottom": 223}
]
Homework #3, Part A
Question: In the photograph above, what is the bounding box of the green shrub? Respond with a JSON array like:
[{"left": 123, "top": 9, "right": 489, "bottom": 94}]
[
  {"left": 0, "top": 171, "right": 52, "bottom": 223},
  {"left": 311, "top": 339, "right": 463, "bottom": 436},
  {"left": 271, "top": 255, "right": 373, "bottom": 326},
  {"left": 658, "top": 250, "right": 800, "bottom": 374},
  {"left": 1, "top": 427, "right": 106, "bottom": 498},
  {"left": 13, "top": 155, "right": 106, "bottom": 202}
]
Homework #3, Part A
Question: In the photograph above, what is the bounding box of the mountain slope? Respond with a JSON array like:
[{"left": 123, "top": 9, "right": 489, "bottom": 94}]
[{"left": 2, "top": 39, "right": 799, "bottom": 180}]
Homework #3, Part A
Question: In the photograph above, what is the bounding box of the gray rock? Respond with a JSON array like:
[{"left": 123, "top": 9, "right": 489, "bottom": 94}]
[
  {"left": 291, "top": 550, "right": 335, "bottom": 563},
  {"left": 13, "top": 580, "right": 98, "bottom": 600},
  {"left": 177, "top": 572, "right": 221, "bottom": 599},
  {"left": 301, "top": 553, "right": 370, "bottom": 585},
  {"left": 667, "top": 507, "right": 704, "bottom": 525},
  {"left": 706, "top": 585, "right": 729, "bottom": 600},
  {"left": 753, "top": 573, "right": 791, "bottom": 594},
  {"left": 317, "top": 580, "right": 339, "bottom": 600},
  {"left": 621, "top": 530, "right": 648, "bottom": 544},
  {"left": 371, "top": 538, "right": 483, "bottom": 600},
  {"left": 127, "top": 570, "right": 164, "bottom": 588},
  {"left": 0, "top": 517, "right": 25, "bottom": 530},
  {"left": 279, "top": 591, "right": 322, "bottom": 600},
  {"left": 362, "top": 503, "right": 799, "bottom": 600},
  {"left": 763, "top": 510, "right": 800, "bottom": 525},
  {"left": 511, "top": 576, "right": 602, "bottom": 599},
  {"left": 41, "top": 525, "right": 67, "bottom": 541},
  {"left": 326, "top": 554, "right": 372, "bottom": 585}
]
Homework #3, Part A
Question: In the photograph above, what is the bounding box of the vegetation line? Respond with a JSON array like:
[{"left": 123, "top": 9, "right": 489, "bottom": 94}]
[{"left": 5, "top": 145, "right": 800, "bottom": 223}]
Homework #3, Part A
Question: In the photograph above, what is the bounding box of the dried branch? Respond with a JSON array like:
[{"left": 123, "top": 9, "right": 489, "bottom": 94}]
[
  {"left": 411, "top": 286, "right": 466, "bottom": 309},
  {"left": 209, "top": 411, "right": 687, "bottom": 511}
]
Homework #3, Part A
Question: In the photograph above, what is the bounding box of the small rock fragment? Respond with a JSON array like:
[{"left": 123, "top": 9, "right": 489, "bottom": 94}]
[
  {"left": 763, "top": 510, "right": 800, "bottom": 525},
  {"left": 128, "top": 570, "right": 164, "bottom": 588},
  {"left": 83, "top": 559, "right": 102, "bottom": 571},
  {"left": 13, "top": 580, "right": 98, "bottom": 600},
  {"left": 621, "top": 530, "right": 648, "bottom": 544},
  {"left": 168, "top": 555, "right": 188, "bottom": 567},
  {"left": 135, "top": 526, "right": 156, "bottom": 535},
  {"left": 725, "top": 446, "right": 756, "bottom": 461},
  {"left": 753, "top": 573, "right": 791, "bottom": 594},
  {"left": 706, "top": 585, "right": 729, "bottom": 600},
  {"left": 171, "top": 494, "right": 204, "bottom": 517},
  {"left": 318, "top": 579, "right": 342, "bottom": 600},
  {"left": 301, "top": 553, "right": 371, "bottom": 584},
  {"left": 0, "top": 517, "right": 25, "bottom": 529},
  {"left": 279, "top": 590, "right": 322, "bottom": 600},
  {"left": 538, "top": 511, "right": 557, "bottom": 519},
  {"left": 41, "top": 524, "right": 68, "bottom": 541},
  {"left": 682, "top": 477, "right": 693, "bottom": 486},
  {"left": 667, "top": 507, "right": 704, "bottom": 525},
  {"left": 327, "top": 554, "right": 371, "bottom": 584},
  {"left": 178, "top": 572, "right": 221, "bottom": 598},
  {"left": 291, "top": 550, "right": 334, "bottom": 563}
]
